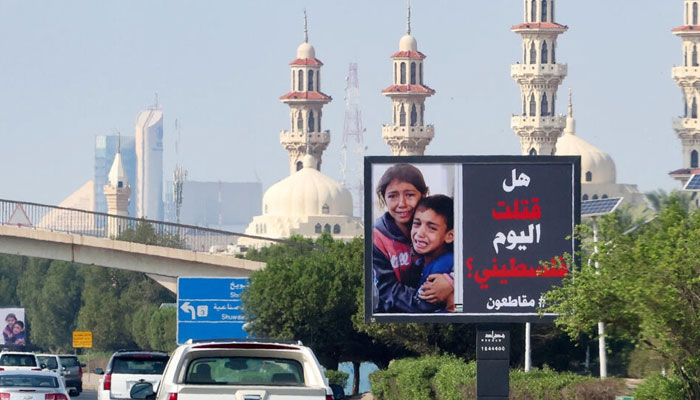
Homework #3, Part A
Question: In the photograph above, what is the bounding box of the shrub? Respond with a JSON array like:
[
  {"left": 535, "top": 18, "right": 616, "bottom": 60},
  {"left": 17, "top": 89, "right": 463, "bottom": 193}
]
[
  {"left": 432, "top": 358, "right": 476, "bottom": 400},
  {"left": 325, "top": 369, "right": 349, "bottom": 387},
  {"left": 634, "top": 374, "right": 686, "bottom": 400}
]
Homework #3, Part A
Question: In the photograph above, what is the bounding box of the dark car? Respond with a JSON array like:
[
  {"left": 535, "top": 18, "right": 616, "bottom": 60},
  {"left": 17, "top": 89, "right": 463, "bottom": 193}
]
[{"left": 57, "top": 354, "right": 85, "bottom": 395}]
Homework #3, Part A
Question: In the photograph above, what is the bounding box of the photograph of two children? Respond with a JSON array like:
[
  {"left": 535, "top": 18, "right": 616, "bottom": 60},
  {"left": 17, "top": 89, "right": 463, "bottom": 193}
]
[{"left": 365, "top": 156, "right": 579, "bottom": 323}]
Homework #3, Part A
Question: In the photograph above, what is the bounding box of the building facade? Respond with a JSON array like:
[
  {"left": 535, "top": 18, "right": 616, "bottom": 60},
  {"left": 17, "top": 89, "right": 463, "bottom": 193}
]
[
  {"left": 381, "top": 6, "right": 435, "bottom": 156},
  {"left": 135, "top": 107, "right": 164, "bottom": 220},
  {"left": 670, "top": 0, "right": 700, "bottom": 184},
  {"left": 511, "top": 0, "right": 568, "bottom": 156},
  {"left": 94, "top": 135, "right": 136, "bottom": 216}
]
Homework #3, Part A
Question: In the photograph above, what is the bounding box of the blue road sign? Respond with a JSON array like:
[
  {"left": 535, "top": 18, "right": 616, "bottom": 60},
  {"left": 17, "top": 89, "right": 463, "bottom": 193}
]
[{"left": 177, "top": 277, "right": 250, "bottom": 344}]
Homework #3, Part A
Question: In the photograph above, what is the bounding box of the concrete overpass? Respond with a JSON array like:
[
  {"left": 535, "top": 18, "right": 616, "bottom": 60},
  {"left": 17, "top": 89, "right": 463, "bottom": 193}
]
[{"left": 0, "top": 224, "right": 265, "bottom": 292}]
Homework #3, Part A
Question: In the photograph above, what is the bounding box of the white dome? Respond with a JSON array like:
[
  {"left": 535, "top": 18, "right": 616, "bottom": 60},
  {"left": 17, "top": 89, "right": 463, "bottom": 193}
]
[
  {"left": 263, "top": 163, "right": 353, "bottom": 217},
  {"left": 296, "top": 42, "right": 316, "bottom": 59},
  {"left": 399, "top": 34, "right": 417, "bottom": 52},
  {"left": 556, "top": 121, "right": 617, "bottom": 185}
]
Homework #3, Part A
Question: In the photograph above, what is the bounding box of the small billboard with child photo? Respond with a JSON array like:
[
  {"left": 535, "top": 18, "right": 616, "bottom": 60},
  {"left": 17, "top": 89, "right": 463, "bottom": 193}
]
[
  {"left": 0, "top": 308, "right": 27, "bottom": 346},
  {"left": 364, "top": 156, "right": 580, "bottom": 323}
]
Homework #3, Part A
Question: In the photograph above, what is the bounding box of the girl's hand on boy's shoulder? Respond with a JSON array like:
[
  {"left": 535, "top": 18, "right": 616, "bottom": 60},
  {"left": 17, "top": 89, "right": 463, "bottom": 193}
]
[{"left": 419, "top": 274, "right": 452, "bottom": 303}]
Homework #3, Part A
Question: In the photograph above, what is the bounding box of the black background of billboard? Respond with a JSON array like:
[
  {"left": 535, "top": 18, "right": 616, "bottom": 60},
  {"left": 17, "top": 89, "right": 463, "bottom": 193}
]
[
  {"left": 364, "top": 156, "right": 580, "bottom": 324},
  {"left": 462, "top": 162, "right": 574, "bottom": 317}
]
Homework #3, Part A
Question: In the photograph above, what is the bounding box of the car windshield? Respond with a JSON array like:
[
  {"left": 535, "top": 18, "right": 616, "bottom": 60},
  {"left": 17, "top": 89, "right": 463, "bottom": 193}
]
[
  {"left": 0, "top": 374, "right": 59, "bottom": 388},
  {"left": 0, "top": 354, "right": 36, "bottom": 367},
  {"left": 112, "top": 356, "right": 168, "bottom": 374},
  {"left": 38, "top": 357, "right": 58, "bottom": 370},
  {"left": 184, "top": 357, "right": 304, "bottom": 386},
  {"left": 58, "top": 356, "right": 78, "bottom": 368}
]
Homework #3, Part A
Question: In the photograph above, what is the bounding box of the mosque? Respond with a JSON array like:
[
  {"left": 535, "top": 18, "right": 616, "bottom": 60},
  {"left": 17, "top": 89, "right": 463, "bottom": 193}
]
[{"left": 235, "top": 0, "right": 659, "bottom": 248}]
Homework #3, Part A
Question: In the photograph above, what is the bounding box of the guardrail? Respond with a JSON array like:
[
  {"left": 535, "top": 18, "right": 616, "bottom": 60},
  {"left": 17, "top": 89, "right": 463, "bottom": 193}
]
[{"left": 0, "top": 198, "right": 290, "bottom": 252}]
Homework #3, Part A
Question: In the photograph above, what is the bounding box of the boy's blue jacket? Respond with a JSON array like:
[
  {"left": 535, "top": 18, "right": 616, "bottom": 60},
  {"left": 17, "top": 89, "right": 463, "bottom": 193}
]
[
  {"left": 372, "top": 212, "right": 440, "bottom": 313},
  {"left": 417, "top": 252, "right": 454, "bottom": 288}
]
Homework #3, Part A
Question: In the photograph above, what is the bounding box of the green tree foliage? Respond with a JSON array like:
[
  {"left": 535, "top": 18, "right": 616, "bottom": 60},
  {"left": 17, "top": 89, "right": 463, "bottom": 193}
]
[
  {"left": 117, "top": 219, "right": 185, "bottom": 248},
  {"left": 23, "top": 261, "right": 82, "bottom": 352},
  {"left": 146, "top": 306, "right": 176, "bottom": 352},
  {"left": 0, "top": 255, "right": 24, "bottom": 306},
  {"left": 547, "top": 197, "right": 700, "bottom": 398},
  {"left": 131, "top": 305, "right": 158, "bottom": 349},
  {"left": 243, "top": 234, "right": 393, "bottom": 393}
]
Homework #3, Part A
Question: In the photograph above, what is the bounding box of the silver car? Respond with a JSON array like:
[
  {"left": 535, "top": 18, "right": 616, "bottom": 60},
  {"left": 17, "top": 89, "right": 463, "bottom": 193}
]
[{"left": 0, "top": 369, "right": 70, "bottom": 399}]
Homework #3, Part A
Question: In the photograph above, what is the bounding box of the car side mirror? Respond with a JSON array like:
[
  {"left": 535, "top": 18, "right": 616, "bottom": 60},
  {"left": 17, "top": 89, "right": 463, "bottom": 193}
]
[
  {"left": 94, "top": 368, "right": 104, "bottom": 375},
  {"left": 80, "top": 363, "right": 86, "bottom": 367},
  {"left": 329, "top": 384, "right": 345, "bottom": 399},
  {"left": 130, "top": 382, "right": 156, "bottom": 400}
]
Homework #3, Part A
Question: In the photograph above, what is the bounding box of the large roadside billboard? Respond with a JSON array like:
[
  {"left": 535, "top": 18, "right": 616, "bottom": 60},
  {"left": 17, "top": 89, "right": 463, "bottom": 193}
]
[
  {"left": 365, "top": 156, "right": 580, "bottom": 323},
  {"left": 0, "top": 308, "right": 27, "bottom": 346}
]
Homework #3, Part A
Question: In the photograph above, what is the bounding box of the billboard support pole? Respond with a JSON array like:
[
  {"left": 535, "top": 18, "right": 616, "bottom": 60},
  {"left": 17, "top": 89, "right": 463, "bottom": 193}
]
[
  {"left": 476, "top": 325, "right": 510, "bottom": 400},
  {"left": 524, "top": 322, "right": 531, "bottom": 372}
]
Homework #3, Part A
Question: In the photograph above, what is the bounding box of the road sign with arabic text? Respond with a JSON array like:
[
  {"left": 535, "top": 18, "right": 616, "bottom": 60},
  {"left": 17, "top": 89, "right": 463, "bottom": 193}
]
[{"left": 177, "top": 277, "right": 250, "bottom": 344}]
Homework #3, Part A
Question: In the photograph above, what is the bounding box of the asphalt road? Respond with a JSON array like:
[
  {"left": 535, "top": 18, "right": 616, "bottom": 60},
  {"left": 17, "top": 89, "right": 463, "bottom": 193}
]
[{"left": 75, "top": 389, "right": 97, "bottom": 400}]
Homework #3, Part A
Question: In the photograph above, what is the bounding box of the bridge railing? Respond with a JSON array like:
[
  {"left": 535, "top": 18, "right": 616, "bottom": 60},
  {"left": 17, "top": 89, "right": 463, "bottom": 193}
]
[{"left": 0, "top": 199, "right": 278, "bottom": 253}]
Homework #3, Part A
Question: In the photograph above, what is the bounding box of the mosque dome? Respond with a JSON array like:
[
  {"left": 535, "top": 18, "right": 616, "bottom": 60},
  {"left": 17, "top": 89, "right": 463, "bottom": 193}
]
[
  {"left": 399, "top": 34, "right": 418, "bottom": 52},
  {"left": 556, "top": 118, "right": 617, "bottom": 185},
  {"left": 296, "top": 42, "right": 316, "bottom": 60},
  {"left": 263, "top": 156, "right": 353, "bottom": 217}
]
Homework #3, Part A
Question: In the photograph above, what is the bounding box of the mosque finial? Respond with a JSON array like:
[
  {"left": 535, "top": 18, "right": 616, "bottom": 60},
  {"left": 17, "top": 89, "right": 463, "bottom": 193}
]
[
  {"left": 117, "top": 131, "right": 121, "bottom": 154},
  {"left": 304, "top": 10, "right": 309, "bottom": 43},
  {"left": 568, "top": 88, "right": 573, "bottom": 118},
  {"left": 407, "top": 0, "right": 411, "bottom": 35}
]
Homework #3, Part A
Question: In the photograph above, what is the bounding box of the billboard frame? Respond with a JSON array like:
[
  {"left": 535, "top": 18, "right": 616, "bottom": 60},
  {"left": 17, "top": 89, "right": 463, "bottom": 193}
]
[{"left": 364, "top": 155, "right": 581, "bottom": 324}]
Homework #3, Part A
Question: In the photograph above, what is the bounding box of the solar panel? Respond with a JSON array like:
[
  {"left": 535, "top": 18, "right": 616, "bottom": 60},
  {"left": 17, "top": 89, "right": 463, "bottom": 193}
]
[
  {"left": 581, "top": 197, "right": 623, "bottom": 217},
  {"left": 684, "top": 174, "right": 700, "bottom": 191}
]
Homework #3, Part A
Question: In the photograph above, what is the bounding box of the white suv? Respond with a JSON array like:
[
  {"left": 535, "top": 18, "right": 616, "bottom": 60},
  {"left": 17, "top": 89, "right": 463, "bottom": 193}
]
[
  {"left": 95, "top": 350, "right": 169, "bottom": 400},
  {"left": 0, "top": 351, "right": 40, "bottom": 371},
  {"left": 129, "top": 339, "right": 345, "bottom": 400}
]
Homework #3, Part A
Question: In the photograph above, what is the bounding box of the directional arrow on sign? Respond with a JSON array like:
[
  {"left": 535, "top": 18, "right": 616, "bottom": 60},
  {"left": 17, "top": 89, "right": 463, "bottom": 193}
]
[{"left": 180, "top": 301, "right": 196, "bottom": 320}]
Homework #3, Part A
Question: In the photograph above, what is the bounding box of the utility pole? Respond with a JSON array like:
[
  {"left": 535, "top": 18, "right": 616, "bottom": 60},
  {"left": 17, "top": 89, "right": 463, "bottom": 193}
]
[{"left": 340, "top": 62, "right": 365, "bottom": 217}]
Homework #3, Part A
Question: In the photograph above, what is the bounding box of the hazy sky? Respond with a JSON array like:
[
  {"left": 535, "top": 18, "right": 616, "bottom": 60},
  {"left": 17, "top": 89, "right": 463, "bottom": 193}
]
[{"left": 0, "top": 1, "right": 684, "bottom": 206}]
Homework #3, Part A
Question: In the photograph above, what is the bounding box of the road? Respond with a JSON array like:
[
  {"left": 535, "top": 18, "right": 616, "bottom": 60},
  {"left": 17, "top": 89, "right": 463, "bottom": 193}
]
[{"left": 75, "top": 390, "right": 97, "bottom": 400}]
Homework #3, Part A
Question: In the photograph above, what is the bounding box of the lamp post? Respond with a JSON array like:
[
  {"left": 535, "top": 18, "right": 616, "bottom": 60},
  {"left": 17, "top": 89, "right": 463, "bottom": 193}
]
[{"left": 581, "top": 197, "right": 623, "bottom": 379}]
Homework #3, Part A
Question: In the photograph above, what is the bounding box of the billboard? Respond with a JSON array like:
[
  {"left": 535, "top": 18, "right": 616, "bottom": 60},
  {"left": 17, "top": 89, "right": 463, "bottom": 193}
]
[
  {"left": 365, "top": 156, "right": 580, "bottom": 323},
  {"left": 0, "top": 308, "right": 27, "bottom": 346}
]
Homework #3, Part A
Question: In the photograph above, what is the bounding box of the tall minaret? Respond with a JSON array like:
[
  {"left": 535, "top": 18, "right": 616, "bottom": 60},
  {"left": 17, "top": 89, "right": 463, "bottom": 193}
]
[
  {"left": 381, "top": 3, "right": 435, "bottom": 156},
  {"left": 511, "top": 0, "right": 568, "bottom": 156},
  {"left": 671, "top": 0, "right": 700, "bottom": 184},
  {"left": 104, "top": 148, "right": 131, "bottom": 238},
  {"left": 280, "top": 12, "right": 332, "bottom": 175}
]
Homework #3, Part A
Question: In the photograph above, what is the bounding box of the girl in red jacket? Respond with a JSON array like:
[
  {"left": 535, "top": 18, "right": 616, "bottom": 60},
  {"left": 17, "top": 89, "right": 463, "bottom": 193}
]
[{"left": 372, "top": 164, "right": 442, "bottom": 313}]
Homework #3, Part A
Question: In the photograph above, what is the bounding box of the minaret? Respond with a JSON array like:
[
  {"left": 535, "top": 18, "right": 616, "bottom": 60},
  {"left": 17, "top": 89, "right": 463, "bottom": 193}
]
[
  {"left": 104, "top": 147, "right": 131, "bottom": 238},
  {"left": 511, "top": 0, "right": 568, "bottom": 156},
  {"left": 671, "top": 0, "right": 700, "bottom": 184},
  {"left": 381, "top": 3, "right": 435, "bottom": 156},
  {"left": 280, "top": 11, "right": 332, "bottom": 175}
]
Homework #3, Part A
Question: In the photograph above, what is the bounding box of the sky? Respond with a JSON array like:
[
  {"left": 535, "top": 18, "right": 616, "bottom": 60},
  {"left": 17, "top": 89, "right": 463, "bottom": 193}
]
[{"left": 0, "top": 0, "right": 684, "bottom": 207}]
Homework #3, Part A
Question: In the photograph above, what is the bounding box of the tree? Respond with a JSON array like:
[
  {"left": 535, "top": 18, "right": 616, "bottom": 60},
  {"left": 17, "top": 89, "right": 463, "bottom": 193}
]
[
  {"left": 146, "top": 306, "right": 176, "bottom": 352},
  {"left": 546, "top": 197, "right": 700, "bottom": 398},
  {"left": 243, "top": 234, "right": 393, "bottom": 395},
  {"left": 117, "top": 219, "right": 185, "bottom": 249}
]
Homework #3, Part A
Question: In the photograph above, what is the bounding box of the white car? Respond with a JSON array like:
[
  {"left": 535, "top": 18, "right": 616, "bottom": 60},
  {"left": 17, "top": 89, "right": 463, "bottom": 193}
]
[
  {"left": 0, "top": 351, "right": 41, "bottom": 371},
  {"left": 129, "top": 339, "right": 345, "bottom": 400},
  {"left": 0, "top": 369, "right": 70, "bottom": 399},
  {"left": 36, "top": 354, "right": 68, "bottom": 387},
  {"left": 94, "top": 350, "right": 169, "bottom": 400}
]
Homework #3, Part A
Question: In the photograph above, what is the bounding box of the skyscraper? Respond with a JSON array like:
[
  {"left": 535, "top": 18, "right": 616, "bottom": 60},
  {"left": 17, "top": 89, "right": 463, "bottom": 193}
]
[
  {"left": 94, "top": 135, "right": 136, "bottom": 216},
  {"left": 135, "top": 107, "right": 164, "bottom": 220}
]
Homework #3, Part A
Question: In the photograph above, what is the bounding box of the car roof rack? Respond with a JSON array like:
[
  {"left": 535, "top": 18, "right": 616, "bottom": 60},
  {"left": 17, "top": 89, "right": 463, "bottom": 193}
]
[{"left": 185, "top": 338, "right": 303, "bottom": 346}]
